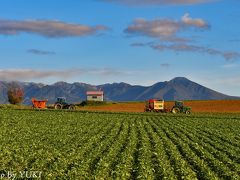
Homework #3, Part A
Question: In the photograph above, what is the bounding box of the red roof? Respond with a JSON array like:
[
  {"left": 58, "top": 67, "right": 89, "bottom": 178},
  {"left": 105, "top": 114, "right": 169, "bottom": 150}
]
[
  {"left": 86, "top": 91, "right": 104, "bottom": 95},
  {"left": 148, "top": 99, "right": 164, "bottom": 102}
]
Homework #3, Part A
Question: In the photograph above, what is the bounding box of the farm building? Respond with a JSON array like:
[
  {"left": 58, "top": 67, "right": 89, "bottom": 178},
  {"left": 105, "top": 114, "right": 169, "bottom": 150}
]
[{"left": 86, "top": 91, "right": 104, "bottom": 101}]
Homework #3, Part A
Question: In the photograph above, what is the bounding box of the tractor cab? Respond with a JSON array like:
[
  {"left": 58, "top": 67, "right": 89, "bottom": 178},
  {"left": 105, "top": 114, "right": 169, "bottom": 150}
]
[
  {"left": 175, "top": 101, "right": 183, "bottom": 107},
  {"left": 56, "top": 97, "right": 67, "bottom": 104},
  {"left": 171, "top": 101, "right": 191, "bottom": 114}
]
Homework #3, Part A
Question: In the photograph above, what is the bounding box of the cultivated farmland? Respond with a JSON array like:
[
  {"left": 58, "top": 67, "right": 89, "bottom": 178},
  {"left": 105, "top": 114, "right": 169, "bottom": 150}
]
[
  {"left": 0, "top": 109, "right": 240, "bottom": 179},
  {"left": 80, "top": 100, "right": 240, "bottom": 113}
]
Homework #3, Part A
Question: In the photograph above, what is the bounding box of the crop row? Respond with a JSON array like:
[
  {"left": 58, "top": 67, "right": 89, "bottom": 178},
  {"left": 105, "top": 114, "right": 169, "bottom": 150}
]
[{"left": 0, "top": 109, "right": 240, "bottom": 179}]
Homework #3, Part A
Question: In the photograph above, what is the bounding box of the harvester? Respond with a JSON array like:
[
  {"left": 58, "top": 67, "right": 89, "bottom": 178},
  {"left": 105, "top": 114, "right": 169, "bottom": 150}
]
[
  {"left": 54, "top": 97, "right": 76, "bottom": 110},
  {"left": 144, "top": 99, "right": 191, "bottom": 114},
  {"left": 144, "top": 99, "right": 169, "bottom": 113}
]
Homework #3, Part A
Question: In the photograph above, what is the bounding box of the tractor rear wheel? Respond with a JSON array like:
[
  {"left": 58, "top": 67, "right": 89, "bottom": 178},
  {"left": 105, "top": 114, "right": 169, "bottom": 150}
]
[
  {"left": 54, "top": 103, "right": 63, "bottom": 109},
  {"left": 172, "top": 107, "right": 180, "bottom": 114},
  {"left": 68, "top": 105, "right": 76, "bottom": 110}
]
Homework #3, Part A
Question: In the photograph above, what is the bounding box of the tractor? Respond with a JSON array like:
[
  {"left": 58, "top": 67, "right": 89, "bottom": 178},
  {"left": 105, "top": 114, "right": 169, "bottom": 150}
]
[
  {"left": 171, "top": 101, "right": 191, "bottom": 114},
  {"left": 54, "top": 97, "right": 76, "bottom": 110}
]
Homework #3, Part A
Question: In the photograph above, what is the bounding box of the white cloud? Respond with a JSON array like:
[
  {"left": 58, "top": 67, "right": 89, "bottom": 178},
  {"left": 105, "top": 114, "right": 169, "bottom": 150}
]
[
  {"left": 0, "top": 19, "right": 109, "bottom": 38},
  {"left": 132, "top": 42, "right": 240, "bottom": 61},
  {"left": 181, "top": 13, "right": 209, "bottom": 28},
  {"left": 0, "top": 68, "right": 125, "bottom": 82},
  {"left": 124, "top": 13, "right": 209, "bottom": 41},
  {"left": 127, "top": 14, "right": 240, "bottom": 61}
]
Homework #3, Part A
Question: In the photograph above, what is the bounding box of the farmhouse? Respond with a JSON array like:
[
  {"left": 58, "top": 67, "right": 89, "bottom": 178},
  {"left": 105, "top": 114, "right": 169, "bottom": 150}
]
[{"left": 86, "top": 91, "right": 104, "bottom": 101}]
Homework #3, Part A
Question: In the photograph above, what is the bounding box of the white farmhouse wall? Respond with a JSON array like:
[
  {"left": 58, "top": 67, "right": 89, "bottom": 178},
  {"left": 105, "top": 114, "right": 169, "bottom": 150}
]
[{"left": 87, "top": 95, "right": 104, "bottom": 101}]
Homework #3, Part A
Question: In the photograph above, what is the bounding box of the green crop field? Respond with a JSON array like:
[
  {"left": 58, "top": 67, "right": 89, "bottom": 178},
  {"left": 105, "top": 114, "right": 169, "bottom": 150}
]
[{"left": 0, "top": 109, "right": 240, "bottom": 179}]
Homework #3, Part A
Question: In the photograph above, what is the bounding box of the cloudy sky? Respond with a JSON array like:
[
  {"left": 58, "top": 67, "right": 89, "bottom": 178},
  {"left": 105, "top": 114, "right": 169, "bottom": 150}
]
[{"left": 0, "top": 0, "right": 240, "bottom": 96}]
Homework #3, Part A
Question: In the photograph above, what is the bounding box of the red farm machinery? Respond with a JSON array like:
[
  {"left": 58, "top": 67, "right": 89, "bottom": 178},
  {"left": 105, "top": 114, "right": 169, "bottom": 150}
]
[
  {"left": 144, "top": 99, "right": 169, "bottom": 113},
  {"left": 31, "top": 98, "right": 48, "bottom": 109}
]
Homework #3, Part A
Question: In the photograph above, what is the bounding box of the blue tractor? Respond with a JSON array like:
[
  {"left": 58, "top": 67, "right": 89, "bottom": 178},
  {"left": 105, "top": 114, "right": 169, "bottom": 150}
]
[{"left": 54, "top": 97, "right": 76, "bottom": 110}]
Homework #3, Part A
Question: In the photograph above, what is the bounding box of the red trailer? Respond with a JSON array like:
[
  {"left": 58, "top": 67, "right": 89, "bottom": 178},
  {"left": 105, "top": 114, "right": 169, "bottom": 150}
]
[{"left": 31, "top": 98, "right": 48, "bottom": 109}]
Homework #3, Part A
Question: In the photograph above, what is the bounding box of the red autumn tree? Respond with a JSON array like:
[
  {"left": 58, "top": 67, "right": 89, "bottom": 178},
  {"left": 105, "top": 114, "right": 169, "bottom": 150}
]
[{"left": 7, "top": 82, "right": 24, "bottom": 105}]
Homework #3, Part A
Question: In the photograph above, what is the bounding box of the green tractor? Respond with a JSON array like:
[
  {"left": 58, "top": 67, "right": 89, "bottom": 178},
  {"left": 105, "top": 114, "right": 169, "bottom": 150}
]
[
  {"left": 171, "top": 101, "right": 191, "bottom": 114},
  {"left": 54, "top": 97, "right": 76, "bottom": 110}
]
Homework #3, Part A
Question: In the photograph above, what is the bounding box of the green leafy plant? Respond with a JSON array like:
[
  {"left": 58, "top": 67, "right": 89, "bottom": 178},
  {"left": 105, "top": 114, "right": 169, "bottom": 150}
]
[{"left": 0, "top": 109, "right": 239, "bottom": 179}]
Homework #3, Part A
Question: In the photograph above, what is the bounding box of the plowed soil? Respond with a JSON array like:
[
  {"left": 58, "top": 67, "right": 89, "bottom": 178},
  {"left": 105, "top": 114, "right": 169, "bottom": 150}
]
[{"left": 80, "top": 100, "right": 240, "bottom": 113}]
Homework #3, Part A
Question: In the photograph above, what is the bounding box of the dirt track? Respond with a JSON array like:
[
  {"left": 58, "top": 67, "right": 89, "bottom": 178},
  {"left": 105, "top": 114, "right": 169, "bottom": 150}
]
[{"left": 80, "top": 100, "right": 240, "bottom": 113}]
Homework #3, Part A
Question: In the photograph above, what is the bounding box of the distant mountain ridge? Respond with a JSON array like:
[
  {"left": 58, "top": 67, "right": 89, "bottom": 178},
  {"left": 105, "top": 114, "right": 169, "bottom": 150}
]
[{"left": 0, "top": 77, "right": 238, "bottom": 104}]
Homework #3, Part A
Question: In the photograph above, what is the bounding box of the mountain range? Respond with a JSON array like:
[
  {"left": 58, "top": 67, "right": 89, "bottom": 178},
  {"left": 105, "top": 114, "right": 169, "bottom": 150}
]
[{"left": 0, "top": 77, "right": 238, "bottom": 104}]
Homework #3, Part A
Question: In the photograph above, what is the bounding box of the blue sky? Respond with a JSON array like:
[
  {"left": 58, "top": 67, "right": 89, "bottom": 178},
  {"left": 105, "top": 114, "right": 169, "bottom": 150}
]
[{"left": 0, "top": 0, "right": 240, "bottom": 96}]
